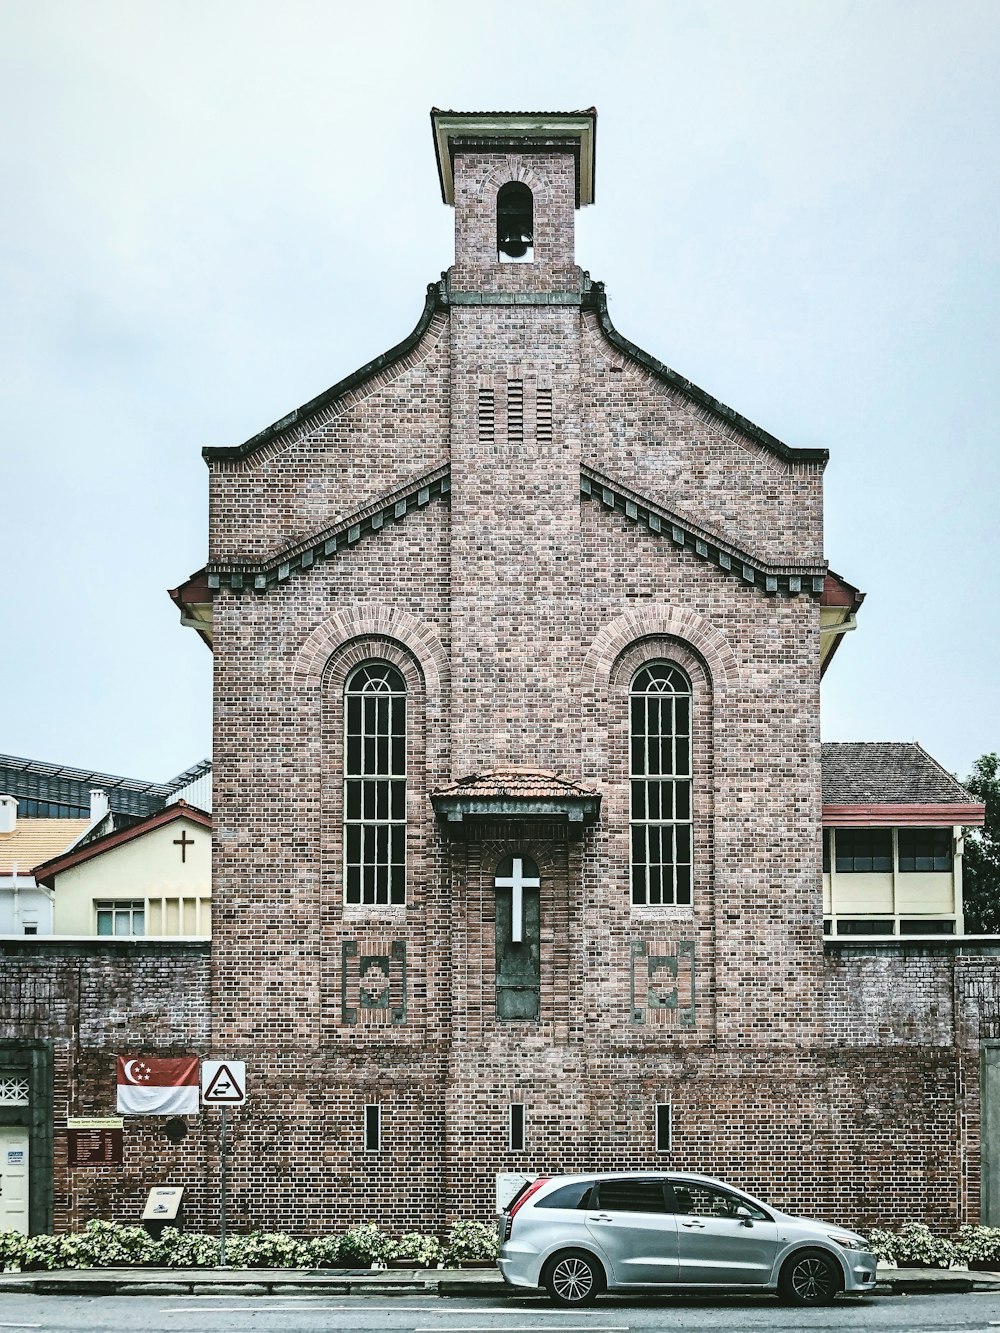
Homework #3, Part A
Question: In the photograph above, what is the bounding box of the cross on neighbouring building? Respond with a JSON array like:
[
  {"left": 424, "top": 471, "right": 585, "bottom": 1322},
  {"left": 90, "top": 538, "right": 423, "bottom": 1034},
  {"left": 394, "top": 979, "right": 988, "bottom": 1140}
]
[{"left": 173, "top": 829, "right": 194, "bottom": 863}]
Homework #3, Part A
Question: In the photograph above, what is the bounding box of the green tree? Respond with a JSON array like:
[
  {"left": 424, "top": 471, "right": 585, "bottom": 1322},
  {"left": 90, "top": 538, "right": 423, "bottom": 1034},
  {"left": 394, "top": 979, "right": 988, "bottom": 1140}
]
[{"left": 963, "top": 753, "right": 1000, "bottom": 934}]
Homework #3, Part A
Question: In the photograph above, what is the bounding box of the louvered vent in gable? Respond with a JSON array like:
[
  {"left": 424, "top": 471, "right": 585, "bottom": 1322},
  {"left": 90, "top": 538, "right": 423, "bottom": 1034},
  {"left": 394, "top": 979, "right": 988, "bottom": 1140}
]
[
  {"left": 478, "top": 388, "right": 495, "bottom": 442},
  {"left": 536, "top": 387, "right": 553, "bottom": 443},
  {"left": 507, "top": 380, "right": 524, "bottom": 443}
]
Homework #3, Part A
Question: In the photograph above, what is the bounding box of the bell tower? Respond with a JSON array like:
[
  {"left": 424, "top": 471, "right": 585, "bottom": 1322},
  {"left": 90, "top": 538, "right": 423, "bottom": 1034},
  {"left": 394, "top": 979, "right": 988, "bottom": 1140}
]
[{"left": 431, "top": 109, "right": 596, "bottom": 295}]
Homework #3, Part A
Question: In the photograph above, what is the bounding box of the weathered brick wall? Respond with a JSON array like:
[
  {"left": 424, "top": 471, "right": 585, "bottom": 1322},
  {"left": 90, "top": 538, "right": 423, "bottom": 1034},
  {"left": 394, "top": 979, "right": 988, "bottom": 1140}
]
[{"left": 0, "top": 942, "right": 211, "bottom": 1233}]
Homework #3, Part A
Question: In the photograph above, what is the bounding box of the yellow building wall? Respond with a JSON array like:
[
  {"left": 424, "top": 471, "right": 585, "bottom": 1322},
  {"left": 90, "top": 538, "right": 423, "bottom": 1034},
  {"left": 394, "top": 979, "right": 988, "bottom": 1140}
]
[{"left": 52, "top": 817, "right": 211, "bottom": 936}]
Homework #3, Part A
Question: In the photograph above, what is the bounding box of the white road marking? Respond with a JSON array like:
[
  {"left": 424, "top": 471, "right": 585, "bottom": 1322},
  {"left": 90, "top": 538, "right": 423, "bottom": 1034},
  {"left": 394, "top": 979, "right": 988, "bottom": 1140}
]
[
  {"left": 0, "top": 1324, "right": 42, "bottom": 1330},
  {"left": 412, "top": 1327, "right": 629, "bottom": 1332}
]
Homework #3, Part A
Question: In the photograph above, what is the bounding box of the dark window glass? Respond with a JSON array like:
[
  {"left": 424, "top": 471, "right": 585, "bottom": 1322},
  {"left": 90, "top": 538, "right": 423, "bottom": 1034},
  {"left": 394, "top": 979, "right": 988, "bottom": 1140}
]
[
  {"left": 836, "top": 919, "right": 894, "bottom": 935},
  {"left": 822, "top": 830, "right": 831, "bottom": 874},
  {"left": 596, "top": 1179, "right": 667, "bottom": 1213},
  {"left": 656, "top": 1104, "right": 671, "bottom": 1152},
  {"left": 364, "top": 1104, "right": 381, "bottom": 1151},
  {"left": 899, "top": 919, "right": 955, "bottom": 935},
  {"left": 509, "top": 1104, "right": 525, "bottom": 1152},
  {"left": 536, "top": 1181, "right": 594, "bottom": 1210},
  {"left": 834, "top": 829, "right": 892, "bottom": 873},
  {"left": 898, "top": 828, "right": 952, "bottom": 873},
  {"left": 669, "top": 1181, "right": 765, "bottom": 1219}
]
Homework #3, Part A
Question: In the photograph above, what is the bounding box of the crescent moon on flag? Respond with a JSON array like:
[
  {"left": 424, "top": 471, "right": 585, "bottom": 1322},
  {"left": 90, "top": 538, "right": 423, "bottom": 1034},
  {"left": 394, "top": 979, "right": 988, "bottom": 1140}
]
[{"left": 123, "top": 1059, "right": 141, "bottom": 1083}]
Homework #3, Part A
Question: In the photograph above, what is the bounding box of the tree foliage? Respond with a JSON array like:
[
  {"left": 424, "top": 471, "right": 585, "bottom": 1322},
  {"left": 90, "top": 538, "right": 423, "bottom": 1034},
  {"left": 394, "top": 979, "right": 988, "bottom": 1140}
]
[{"left": 962, "top": 753, "right": 1000, "bottom": 934}]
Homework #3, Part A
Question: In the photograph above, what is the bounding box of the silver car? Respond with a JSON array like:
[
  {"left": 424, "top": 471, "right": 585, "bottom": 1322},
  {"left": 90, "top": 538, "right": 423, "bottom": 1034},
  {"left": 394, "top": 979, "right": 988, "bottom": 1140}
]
[{"left": 498, "top": 1171, "right": 877, "bottom": 1307}]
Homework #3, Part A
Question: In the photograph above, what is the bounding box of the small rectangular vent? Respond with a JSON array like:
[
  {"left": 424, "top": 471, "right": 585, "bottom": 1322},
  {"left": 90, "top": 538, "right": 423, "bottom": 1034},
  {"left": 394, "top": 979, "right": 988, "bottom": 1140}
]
[
  {"left": 507, "top": 380, "right": 524, "bottom": 443},
  {"left": 478, "top": 388, "right": 495, "bottom": 442},
  {"left": 536, "top": 388, "right": 553, "bottom": 442}
]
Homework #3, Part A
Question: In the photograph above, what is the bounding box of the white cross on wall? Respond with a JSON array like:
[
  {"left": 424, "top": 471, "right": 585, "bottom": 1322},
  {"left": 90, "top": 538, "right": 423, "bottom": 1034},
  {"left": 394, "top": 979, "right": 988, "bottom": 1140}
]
[{"left": 494, "top": 857, "right": 540, "bottom": 944}]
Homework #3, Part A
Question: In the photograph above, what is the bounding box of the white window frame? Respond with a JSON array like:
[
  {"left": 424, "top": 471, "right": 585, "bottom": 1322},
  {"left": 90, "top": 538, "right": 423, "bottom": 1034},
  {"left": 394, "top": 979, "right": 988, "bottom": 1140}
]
[{"left": 95, "top": 899, "right": 145, "bottom": 937}]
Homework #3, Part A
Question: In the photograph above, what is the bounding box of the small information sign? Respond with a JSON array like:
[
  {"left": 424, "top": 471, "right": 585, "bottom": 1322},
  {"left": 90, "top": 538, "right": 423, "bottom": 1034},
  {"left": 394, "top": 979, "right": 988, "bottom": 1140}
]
[
  {"left": 142, "top": 1186, "right": 184, "bottom": 1221},
  {"left": 68, "top": 1127, "right": 123, "bottom": 1167}
]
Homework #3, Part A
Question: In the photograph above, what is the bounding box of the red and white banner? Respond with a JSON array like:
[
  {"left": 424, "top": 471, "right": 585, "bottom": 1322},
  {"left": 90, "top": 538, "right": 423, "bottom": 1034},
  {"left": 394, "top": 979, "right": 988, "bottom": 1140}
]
[{"left": 116, "top": 1056, "right": 199, "bottom": 1116}]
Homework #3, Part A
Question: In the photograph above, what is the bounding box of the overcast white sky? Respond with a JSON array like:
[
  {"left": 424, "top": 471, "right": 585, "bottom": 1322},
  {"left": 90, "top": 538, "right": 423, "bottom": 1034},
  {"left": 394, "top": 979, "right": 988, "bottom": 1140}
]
[{"left": 1, "top": 0, "right": 997, "bottom": 784}]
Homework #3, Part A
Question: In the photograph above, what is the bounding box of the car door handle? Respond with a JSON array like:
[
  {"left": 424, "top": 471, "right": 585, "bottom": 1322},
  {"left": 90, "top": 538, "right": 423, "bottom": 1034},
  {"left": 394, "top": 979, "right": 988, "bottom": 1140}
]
[
  {"left": 681, "top": 1220, "right": 706, "bottom": 1228},
  {"left": 587, "top": 1213, "right": 614, "bottom": 1222}
]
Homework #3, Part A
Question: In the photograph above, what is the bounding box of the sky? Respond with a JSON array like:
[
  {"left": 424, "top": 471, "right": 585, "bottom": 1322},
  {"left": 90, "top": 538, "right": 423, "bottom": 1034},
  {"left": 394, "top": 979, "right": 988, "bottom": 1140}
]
[{"left": 1, "top": 0, "right": 997, "bottom": 785}]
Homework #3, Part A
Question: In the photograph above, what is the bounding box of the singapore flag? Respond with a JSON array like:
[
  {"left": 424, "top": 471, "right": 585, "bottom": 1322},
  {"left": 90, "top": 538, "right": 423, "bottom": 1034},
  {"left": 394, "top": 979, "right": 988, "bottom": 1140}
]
[{"left": 116, "top": 1056, "right": 199, "bottom": 1115}]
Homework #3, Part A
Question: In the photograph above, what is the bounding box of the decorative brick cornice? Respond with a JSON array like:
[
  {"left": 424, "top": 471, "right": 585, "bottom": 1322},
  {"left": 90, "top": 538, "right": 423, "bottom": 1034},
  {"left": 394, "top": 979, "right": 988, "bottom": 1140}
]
[
  {"left": 581, "top": 277, "right": 829, "bottom": 466},
  {"left": 580, "top": 464, "right": 827, "bottom": 596},
  {"left": 205, "top": 464, "right": 451, "bottom": 594}
]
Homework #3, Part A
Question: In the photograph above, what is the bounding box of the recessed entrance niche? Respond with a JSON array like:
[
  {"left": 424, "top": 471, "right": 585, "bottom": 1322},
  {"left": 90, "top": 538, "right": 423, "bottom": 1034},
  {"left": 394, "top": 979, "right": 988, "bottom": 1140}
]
[{"left": 494, "top": 855, "right": 540, "bottom": 1020}]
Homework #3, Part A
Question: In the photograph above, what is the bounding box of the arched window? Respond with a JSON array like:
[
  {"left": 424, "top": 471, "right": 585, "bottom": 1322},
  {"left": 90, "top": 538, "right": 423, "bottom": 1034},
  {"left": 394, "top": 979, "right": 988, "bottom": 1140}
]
[
  {"left": 344, "top": 662, "right": 406, "bottom": 905},
  {"left": 630, "top": 663, "right": 692, "bottom": 906},
  {"left": 497, "top": 181, "right": 533, "bottom": 262}
]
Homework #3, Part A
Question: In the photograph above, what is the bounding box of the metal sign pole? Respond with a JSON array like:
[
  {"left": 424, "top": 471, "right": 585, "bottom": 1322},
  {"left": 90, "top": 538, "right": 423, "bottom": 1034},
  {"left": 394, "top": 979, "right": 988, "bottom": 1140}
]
[{"left": 219, "top": 1105, "right": 227, "bottom": 1266}]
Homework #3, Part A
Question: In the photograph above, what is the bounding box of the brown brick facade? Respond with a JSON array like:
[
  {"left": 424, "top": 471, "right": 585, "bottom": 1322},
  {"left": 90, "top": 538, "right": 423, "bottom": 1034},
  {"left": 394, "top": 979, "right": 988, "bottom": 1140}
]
[{"left": 4, "top": 115, "right": 997, "bottom": 1238}]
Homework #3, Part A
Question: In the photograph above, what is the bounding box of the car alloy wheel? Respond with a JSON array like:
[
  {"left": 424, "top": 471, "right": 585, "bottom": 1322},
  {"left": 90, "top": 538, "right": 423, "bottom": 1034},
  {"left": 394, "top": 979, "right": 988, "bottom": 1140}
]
[
  {"left": 546, "top": 1251, "right": 599, "bottom": 1306},
  {"left": 784, "top": 1251, "right": 838, "bottom": 1305}
]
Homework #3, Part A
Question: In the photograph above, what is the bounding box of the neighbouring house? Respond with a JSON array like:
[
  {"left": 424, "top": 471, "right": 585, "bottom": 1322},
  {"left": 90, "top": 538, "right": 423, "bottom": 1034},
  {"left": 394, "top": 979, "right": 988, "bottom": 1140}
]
[
  {"left": 822, "top": 742, "right": 986, "bottom": 938},
  {"left": 0, "top": 795, "right": 91, "bottom": 935},
  {"left": 32, "top": 802, "right": 212, "bottom": 939}
]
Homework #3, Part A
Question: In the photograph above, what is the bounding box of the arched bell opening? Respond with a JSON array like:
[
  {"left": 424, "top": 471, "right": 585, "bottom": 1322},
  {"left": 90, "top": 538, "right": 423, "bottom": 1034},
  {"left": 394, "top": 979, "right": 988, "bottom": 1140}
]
[{"left": 496, "top": 182, "right": 534, "bottom": 263}]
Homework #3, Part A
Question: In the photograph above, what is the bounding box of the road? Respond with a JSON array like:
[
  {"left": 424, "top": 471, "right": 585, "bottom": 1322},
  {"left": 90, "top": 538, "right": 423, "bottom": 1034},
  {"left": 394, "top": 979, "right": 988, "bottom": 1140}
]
[{"left": 1, "top": 1292, "right": 1000, "bottom": 1333}]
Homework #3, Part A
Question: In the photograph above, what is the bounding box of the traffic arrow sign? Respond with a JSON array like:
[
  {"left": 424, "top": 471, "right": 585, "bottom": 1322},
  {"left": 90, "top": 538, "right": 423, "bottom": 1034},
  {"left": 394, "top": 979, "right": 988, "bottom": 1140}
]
[{"left": 201, "top": 1059, "right": 246, "bottom": 1106}]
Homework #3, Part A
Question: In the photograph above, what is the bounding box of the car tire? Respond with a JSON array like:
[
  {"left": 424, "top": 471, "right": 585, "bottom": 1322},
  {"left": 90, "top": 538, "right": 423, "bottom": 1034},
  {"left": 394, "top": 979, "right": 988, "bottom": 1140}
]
[
  {"left": 543, "top": 1249, "right": 603, "bottom": 1306},
  {"left": 778, "top": 1248, "right": 841, "bottom": 1306}
]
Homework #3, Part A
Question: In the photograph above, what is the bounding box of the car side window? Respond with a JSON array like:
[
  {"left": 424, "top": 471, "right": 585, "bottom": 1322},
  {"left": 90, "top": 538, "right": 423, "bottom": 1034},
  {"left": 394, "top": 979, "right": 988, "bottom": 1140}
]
[
  {"left": 535, "top": 1182, "right": 594, "bottom": 1210},
  {"left": 595, "top": 1179, "right": 668, "bottom": 1213},
  {"left": 669, "top": 1182, "right": 768, "bottom": 1220}
]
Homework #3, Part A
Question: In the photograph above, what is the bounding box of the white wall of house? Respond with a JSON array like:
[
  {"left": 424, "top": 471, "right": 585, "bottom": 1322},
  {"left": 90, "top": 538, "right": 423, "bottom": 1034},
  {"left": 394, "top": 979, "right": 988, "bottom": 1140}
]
[
  {"left": 0, "top": 876, "right": 53, "bottom": 934},
  {"left": 52, "top": 816, "right": 211, "bottom": 936}
]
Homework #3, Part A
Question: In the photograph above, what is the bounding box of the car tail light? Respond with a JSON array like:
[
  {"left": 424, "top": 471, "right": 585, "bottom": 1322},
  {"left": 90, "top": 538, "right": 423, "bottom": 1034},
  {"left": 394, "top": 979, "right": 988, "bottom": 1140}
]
[{"left": 502, "top": 1176, "right": 549, "bottom": 1241}]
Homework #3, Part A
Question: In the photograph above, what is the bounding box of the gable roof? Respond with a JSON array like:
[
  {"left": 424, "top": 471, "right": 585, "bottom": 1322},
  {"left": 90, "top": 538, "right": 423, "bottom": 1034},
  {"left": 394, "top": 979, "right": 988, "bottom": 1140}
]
[
  {"left": 822, "top": 742, "right": 985, "bottom": 826},
  {"left": 0, "top": 819, "right": 91, "bottom": 875},
  {"left": 32, "top": 801, "right": 211, "bottom": 885}
]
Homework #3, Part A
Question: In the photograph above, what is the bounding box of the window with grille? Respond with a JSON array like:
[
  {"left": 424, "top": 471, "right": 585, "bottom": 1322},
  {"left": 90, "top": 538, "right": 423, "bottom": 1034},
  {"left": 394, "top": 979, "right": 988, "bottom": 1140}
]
[
  {"left": 344, "top": 663, "right": 407, "bottom": 906},
  {"left": 0, "top": 1076, "right": 29, "bottom": 1105},
  {"left": 95, "top": 900, "right": 145, "bottom": 936},
  {"left": 630, "top": 663, "right": 692, "bottom": 906}
]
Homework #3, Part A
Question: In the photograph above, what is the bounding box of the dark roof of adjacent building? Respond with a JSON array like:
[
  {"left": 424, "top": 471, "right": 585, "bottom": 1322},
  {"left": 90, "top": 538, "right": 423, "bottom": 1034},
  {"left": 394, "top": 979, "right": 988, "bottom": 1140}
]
[
  {"left": 822, "top": 742, "right": 976, "bottom": 806},
  {"left": 0, "top": 752, "right": 211, "bottom": 821}
]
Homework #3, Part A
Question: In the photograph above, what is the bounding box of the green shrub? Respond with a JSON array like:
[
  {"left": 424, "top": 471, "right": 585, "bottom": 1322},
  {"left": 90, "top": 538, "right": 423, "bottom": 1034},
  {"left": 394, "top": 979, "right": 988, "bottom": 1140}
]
[
  {"left": 78, "top": 1219, "right": 160, "bottom": 1266},
  {"left": 389, "top": 1231, "right": 444, "bottom": 1266},
  {"left": 156, "top": 1227, "right": 219, "bottom": 1268},
  {"left": 224, "top": 1231, "right": 310, "bottom": 1268},
  {"left": 20, "top": 1234, "right": 77, "bottom": 1271},
  {"left": 882, "top": 1222, "right": 956, "bottom": 1268},
  {"left": 306, "top": 1234, "right": 343, "bottom": 1267},
  {"left": 956, "top": 1225, "right": 1000, "bottom": 1266},
  {"left": 0, "top": 1230, "right": 25, "bottom": 1270},
  {"left": 443, "top": 1219, "right": 498, "bottom": 1263},
  {"left": 337, "top": 1223, "right": 393, "bottom": 1266}
]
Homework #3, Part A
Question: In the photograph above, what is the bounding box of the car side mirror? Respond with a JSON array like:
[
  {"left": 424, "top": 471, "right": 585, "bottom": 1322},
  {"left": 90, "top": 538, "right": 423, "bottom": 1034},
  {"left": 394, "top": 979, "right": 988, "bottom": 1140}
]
[{"left": 735, "top": 1205, "right": 753, "bottom": 1227}]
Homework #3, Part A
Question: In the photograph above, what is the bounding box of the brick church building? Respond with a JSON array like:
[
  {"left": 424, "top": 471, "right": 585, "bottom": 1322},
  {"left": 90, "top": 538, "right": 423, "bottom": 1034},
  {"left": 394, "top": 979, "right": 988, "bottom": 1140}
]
[{"left": 2, "top": 109, "right": 995, "bottom": 1238}]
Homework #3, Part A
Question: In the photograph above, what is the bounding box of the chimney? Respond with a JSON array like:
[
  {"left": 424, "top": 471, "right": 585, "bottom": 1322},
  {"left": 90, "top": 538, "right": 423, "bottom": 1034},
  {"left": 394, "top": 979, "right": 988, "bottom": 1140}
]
[
  {"left": 0, "top": 795, "right": 17, "bottom": 835},
  {"left": 90, "top": 789, "right": 110, "bottom": 820}
]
